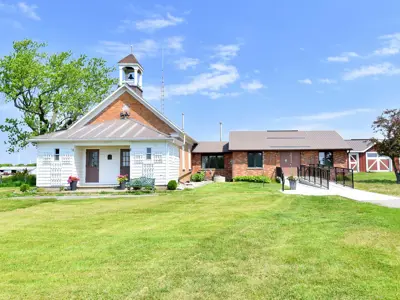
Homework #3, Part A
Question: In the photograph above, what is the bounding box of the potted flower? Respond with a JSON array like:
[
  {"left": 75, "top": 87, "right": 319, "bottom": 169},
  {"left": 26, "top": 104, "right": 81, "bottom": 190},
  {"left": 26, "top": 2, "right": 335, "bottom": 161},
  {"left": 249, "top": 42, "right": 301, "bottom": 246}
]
[
  {"left": 287, "top": 175, "right": 298, "bottom": 190},
  {"left": 67, "top": 176, "right": 79, "bottom": 191},
  {"left": 117, "top": 174, "right": 129, "bottom": 190}
]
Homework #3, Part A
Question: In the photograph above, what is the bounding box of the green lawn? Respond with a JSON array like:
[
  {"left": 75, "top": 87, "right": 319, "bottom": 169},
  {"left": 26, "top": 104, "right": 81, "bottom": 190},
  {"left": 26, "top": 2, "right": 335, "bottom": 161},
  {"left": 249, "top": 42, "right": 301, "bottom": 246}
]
[
  {"left": 1, "top": 182, "right": 399, "bottom": 299},
  {"left": 354, "top": 172, "right": 400, "bottom": 196}
]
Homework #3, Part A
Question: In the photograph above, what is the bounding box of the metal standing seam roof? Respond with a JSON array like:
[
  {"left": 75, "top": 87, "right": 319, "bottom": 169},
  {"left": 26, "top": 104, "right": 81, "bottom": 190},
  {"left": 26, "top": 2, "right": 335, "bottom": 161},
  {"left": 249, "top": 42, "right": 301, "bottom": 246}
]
[
  {"left": 229, "top": 130, "right": 351, "bottom": 151},
  {"left": 192, "top": 142, "right": 230, "bottom": 153},
  {"left": 30, "top": 119, "right": 170, "bottom": 141},
  {"left": 345, "top": 139, "right": 374, "bottom": 152}
]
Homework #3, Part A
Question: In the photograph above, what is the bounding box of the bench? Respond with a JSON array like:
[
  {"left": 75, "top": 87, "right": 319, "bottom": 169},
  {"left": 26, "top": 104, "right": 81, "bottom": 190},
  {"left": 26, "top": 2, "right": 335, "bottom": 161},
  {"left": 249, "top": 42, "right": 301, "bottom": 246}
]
[{"left": 126, "top": 177, "right": 155, "bottom": 192}]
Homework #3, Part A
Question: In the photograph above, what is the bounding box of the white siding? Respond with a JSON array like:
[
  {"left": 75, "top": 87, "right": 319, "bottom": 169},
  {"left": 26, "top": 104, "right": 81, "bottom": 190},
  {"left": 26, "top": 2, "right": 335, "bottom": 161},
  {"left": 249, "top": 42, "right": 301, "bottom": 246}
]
[
  {"left": 80, "top": 146, "right": 122, "bottom": 184},
  {"left": 167, "top": 142, "right": 180, "bottom": 182},
  {"left": 36, "top": 143, "right": 77, "bottom": 187},
  {"left": 130, "top": 141, "right": 168, "bottom": 185},
  {"left": 36, "top": 140, "right": 181, "bottom": 187}
]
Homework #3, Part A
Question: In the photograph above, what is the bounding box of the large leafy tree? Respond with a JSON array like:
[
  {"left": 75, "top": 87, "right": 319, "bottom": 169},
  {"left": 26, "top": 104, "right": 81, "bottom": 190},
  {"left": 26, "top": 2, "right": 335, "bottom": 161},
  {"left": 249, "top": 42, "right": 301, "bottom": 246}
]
[
  {"left": 371, "top": 109, "right": 400, "bottom": 183},
  {"left": 0, "top": 39, "right": 116, "bottom": 153}
]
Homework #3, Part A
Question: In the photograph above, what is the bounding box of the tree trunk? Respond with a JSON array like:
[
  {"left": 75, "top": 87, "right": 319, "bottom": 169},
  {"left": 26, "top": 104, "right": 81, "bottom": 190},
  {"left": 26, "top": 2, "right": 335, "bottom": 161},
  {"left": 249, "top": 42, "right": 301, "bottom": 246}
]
[{"left": 396, "top": 172, "right": 400, "bottom": 184}]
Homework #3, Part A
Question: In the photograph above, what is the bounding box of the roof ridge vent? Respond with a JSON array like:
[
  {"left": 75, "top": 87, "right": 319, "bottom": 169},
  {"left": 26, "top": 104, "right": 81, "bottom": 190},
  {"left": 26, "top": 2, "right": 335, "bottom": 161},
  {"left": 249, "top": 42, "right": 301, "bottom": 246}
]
[{"left": 266, "top": 130, "right": 299, "bottom": 132}]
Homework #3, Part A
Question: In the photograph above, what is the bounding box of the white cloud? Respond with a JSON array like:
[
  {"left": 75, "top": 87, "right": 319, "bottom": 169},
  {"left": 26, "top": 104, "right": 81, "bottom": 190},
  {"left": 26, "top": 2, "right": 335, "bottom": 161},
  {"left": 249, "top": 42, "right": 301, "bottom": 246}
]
[
  {"left": 96, "top": 40, "right": 159, "bottom": 60},
  {"left": 0, "top": 1, "right": 40, "bottom": 21},
  {"left": 17, "top": 2, "right": 40, "bottom": 20},
  {"left": 373, "top": 33, "right": 400, "bottom": 56},
  {"left": 165, "top": 36, "right": 184, "bottom": 52},
  {"left": 240, "top": 80, "right": 265, "bottom": 91},
  {"left": 174, "top": 57, "right": 200, "bottom": 70},
  {"left": 213, "top": 44, "right": 241, "bottom": 61},
  {"left": 145, "top": 63, "right": 240, "bottom": 101},
  {"left": 96, "top": 37, "right": 183, "bottom": 60},
  {"left": 319, "top": 78, "right": 337, "bottom": 84},
  {"left": 298, "top": 78, "right": 312, "bottom": 85},
  {"left": 342, "top": 62, "right": 400, "bottom": 80},
  {"left": 200, "top": 91, "right": 241, "bottom": 99},
  {"left": 287, "top": 108, "right": 373, "bottom": 121},
  {"left": 118, "top": 12, "right": 184, "bottom": 33},
  {"left": 327, "top": 52, "right": 358, "bottom": 62}
]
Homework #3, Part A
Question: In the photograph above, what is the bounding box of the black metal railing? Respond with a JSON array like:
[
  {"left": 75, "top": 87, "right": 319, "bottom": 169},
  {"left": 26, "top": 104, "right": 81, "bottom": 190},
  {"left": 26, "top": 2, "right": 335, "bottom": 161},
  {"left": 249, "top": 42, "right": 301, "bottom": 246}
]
[
  {"left": 298, "top": 165, "right": 330, "bottom": 189},
  {"left": 276, "top": 167, "right": 285, "bottom": 191},
  {"left": 334, "top": 167, "right": 354, "bottom": 188}
]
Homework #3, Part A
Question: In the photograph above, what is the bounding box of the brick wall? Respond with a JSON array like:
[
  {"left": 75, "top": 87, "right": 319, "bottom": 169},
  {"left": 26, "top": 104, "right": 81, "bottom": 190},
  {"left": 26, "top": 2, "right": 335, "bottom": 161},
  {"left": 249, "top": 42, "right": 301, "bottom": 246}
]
[
  {"left": 333, "top": 150, "right": 348, "bottom": 168},
  {"left": 301, "top": 151, "right": 318, "bottom": 165},
  {"left": 88, "top": 91, "right": 174, "bottom": 135},
  {"left": 179, "top": 145, "right": 192, "bottom": 182},
  {"left": 231, "top": 151, "right": 280, "bottom": 178},
  {"left": 191, "top": 153, "right": 233, "bottom": 181}
]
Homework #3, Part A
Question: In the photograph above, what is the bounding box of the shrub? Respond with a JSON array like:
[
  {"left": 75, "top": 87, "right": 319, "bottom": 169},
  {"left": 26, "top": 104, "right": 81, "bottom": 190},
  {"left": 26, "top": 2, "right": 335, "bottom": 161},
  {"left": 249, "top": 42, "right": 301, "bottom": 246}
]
[
  {"left": 336, "top": 175, "right": 351, "bottom": 182},
  {"left": 167, "top": 180, "right": 178, "bottom": 190},
  {"left": 191, "top": 171, "right": 205, "bottom": 182},
  {"left": 233, "top": 175, "right": 271, "bottom": 183},
  {"left": 0, "top": 172, "right": 36, "bottom": 187},
  {"left": 20, "top": 184, "right": 30, "bottom": 193}
]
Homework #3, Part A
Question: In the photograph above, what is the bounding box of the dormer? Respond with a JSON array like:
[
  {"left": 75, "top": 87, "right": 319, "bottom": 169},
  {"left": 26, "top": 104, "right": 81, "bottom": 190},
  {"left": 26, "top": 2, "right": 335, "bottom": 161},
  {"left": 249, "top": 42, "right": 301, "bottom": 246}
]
[{"left": 118, "top": 53, "right": 144, "bottom": 97}]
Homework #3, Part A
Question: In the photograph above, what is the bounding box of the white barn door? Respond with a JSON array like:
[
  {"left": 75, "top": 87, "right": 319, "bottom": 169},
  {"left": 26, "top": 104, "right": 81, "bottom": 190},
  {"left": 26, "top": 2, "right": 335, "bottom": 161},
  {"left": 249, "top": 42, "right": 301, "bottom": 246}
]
[{"left": 349, "top": 153, "right": 359, "bottom": 172}]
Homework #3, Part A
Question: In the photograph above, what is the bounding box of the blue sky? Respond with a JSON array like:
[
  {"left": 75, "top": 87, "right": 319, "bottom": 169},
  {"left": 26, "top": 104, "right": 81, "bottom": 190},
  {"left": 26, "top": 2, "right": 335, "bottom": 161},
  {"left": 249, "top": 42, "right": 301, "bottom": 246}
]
[{"left": 1, "top": 0, "right": 400, "bottom": 164}]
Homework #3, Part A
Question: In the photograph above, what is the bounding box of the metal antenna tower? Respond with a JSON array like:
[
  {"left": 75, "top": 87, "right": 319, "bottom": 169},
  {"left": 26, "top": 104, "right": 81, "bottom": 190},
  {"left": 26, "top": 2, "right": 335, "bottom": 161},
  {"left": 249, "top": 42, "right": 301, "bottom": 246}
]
[{"left": 161, "top": 47, "right": 165, "bottom": 114}]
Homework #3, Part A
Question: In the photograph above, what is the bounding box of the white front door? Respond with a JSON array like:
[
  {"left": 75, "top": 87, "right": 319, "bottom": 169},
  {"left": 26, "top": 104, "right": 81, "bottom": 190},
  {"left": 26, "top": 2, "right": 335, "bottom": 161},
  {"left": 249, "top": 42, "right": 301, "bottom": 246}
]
[{"left": 349, "top": 153, "right": 359, "bottom": 172}]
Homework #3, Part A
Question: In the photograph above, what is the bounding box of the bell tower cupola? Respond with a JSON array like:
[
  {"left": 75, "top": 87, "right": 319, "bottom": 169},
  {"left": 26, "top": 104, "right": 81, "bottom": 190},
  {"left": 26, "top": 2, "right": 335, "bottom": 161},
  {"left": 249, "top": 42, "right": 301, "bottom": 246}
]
[{"left": 118, "top": 51, "right": 144, "bottom": 96}]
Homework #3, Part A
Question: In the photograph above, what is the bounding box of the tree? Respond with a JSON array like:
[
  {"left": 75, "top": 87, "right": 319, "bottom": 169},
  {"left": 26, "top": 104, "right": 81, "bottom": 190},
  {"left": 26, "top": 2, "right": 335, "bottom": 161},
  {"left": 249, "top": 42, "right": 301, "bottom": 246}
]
[
  {"left": 371, "top": 109, "right": 400, "bottom": 184},
  {"left": 0, "top": 39, "right": 116, "bottom": 153}
]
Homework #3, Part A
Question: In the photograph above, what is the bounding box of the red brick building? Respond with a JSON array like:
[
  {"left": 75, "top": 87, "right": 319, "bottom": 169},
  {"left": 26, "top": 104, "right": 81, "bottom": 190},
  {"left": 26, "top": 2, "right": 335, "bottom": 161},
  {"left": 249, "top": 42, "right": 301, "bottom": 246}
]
[{"left": 192, "top": 130, "right": 351, "bottom": 180}]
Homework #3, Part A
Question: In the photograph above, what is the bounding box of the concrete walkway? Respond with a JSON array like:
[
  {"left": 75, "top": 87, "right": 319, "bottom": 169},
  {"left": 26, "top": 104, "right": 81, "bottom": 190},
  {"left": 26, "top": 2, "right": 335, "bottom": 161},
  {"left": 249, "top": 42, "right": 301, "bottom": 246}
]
[{"left": 283, "top": 182, "right": 400, "bottom": 208}]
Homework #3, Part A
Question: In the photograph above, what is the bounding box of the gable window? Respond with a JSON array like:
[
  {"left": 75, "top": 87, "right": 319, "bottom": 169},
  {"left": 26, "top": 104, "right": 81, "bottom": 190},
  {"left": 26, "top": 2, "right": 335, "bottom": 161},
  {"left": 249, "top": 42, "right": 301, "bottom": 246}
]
[
  {"left": 248, "top": 152, "right": 263, "bottom": 168},
  {"left": 146, "top": 148, "right": 152, "bottom": 160},
  {"left": 319, "top": 151, "right": 333, "bottom": 167},
  {"left": 201, "top": 154, "right": 224, "bottom": 169},
  {"left": 54, "top": 148, "right": 60, "bottom": 161}
]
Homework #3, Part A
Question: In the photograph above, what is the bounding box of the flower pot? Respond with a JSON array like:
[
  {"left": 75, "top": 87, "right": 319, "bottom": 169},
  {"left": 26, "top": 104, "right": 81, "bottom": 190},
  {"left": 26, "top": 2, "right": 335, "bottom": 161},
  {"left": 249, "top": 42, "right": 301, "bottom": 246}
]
[
  {"left": 289, "top": 179, "right": 297, "bottom": 190},
  {"left": 70, "top": 181, "right": 78, "bottom": 191},
  {"left": 119, "top": 181, "right": 126, "bottom": 190}
]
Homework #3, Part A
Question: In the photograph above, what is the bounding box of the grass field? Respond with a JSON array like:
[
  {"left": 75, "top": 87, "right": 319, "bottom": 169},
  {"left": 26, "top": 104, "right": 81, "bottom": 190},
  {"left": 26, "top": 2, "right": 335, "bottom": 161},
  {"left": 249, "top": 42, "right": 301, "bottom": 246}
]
[
  {"left": 0, "top": 182, "right": 399, "bottom": 299},
  {"left": 354, "top": 172, "right": 400, "bottom": 196}
]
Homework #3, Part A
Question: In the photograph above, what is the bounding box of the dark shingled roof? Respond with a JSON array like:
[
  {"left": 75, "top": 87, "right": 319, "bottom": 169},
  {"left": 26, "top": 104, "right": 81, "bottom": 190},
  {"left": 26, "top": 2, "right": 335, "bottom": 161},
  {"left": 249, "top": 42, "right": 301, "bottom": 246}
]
[
  {"left": 118, "top": 54, "right": 142, "bottom": 67},
  {"left": 229, "top": 130, "right": 351, "bottom": 151},
  {"left": 192, "top": 142, "right": 230, "bottom": 153},
  {"left": 345, "top": 139, "right": 374, "bottom": 152}
]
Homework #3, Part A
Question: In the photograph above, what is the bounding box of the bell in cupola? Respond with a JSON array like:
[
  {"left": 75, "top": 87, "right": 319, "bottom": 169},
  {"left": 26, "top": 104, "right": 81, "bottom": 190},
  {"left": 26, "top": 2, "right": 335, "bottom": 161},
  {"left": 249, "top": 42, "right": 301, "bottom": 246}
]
[{"left": 118, "top": 48, "right": 144, "bottom": 97}]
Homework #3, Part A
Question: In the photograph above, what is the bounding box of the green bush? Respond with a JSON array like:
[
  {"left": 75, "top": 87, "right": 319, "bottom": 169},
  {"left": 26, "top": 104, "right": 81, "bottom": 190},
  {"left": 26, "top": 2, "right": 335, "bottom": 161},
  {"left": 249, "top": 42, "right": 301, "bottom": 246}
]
[
  {"left": 233, "top": 175, "right": 271, "bottom": 183},
  {"left": 191, "top": 171, "right": 205, "bottom": 182},
  {"left": 167, "top": 180, "right": 178, "bottom": 190},
  {"left": 336, "top": 175, "right": 351, "bottom": 182},
  {"left": 20, "top": 184, "right": 30, "bottom": 193},
  {"left": 0, "top": 171, "right": 36, "bottom": 187}
]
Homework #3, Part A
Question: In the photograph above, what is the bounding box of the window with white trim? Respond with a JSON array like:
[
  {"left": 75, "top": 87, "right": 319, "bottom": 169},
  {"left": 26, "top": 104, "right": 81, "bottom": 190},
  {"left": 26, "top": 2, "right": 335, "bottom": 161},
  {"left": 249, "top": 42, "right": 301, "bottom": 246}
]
[
  {"left": 146, "top": 148, "right": 152, "bottom": 160},
  {"left": 54, "top": 148, "right": 60, "bottom": 161}
]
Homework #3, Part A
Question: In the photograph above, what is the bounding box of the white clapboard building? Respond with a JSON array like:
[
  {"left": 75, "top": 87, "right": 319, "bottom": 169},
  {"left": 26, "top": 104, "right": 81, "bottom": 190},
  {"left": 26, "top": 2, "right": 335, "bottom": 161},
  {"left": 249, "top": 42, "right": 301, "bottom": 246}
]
[{"left": 30, "top": 53, "right": 195, "bottom": 187}]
